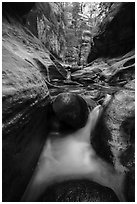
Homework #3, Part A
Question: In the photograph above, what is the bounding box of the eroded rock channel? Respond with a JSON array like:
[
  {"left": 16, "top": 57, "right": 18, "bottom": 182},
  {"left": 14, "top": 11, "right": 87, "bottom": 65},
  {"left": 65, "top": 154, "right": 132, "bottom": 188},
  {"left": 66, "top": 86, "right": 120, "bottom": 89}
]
[{"left": 2, "top": 2, "right": 135, "bottom": 202}]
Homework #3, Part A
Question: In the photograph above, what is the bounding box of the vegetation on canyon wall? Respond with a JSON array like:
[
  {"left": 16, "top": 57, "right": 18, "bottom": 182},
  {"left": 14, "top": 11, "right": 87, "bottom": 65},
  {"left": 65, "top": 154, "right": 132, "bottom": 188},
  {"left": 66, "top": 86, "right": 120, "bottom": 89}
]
[{"left": 24, "top": 2, "right": 124, "bottom": 65}]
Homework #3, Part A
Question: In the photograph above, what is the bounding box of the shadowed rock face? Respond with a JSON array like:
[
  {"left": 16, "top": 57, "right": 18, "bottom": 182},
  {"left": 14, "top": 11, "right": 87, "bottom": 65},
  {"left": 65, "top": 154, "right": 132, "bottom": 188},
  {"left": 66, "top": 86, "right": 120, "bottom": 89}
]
[
  {"left": 2, "top": 2, "right": 35, "bottom": 17},
  {"left": 87, "top": 3, "right": 135, "bottom": 63},
  {"left": 3, "top": 104, "right": 50, "bottom": 201}
]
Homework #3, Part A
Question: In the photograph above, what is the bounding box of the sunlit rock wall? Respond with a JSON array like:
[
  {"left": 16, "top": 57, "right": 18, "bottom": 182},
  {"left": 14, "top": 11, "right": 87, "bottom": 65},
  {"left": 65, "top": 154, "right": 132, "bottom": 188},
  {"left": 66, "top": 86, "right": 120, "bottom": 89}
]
[
  {"left": 80, "top": 30, "right": 92, "bottom": 65},
  {"left": 26, "top": 2, "right": 66, "bottom": 60}
]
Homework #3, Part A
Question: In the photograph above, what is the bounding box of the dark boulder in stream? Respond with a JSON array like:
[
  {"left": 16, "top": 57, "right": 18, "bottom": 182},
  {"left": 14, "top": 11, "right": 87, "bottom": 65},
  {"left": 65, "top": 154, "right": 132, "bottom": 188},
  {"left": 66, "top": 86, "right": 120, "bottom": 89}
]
[
  {"left": 40, "top": 180, "right": 119, "bottom": 202},
  {"left": 52, "top": 93, "right": 89, "bottom": 130}
]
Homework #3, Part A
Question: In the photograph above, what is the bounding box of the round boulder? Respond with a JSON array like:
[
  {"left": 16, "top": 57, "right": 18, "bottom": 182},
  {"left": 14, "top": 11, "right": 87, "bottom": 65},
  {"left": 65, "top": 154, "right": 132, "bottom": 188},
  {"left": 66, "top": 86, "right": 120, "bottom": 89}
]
[{"left": 52, "top": 93, "right": 89, "bottom": 130}]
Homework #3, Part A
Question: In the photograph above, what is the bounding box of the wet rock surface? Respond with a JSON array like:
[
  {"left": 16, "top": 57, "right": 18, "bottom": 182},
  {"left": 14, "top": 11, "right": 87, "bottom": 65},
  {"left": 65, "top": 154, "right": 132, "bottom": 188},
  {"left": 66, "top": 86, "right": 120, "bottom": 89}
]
[
  {"left": 72, "top": 50, "right": 135, "bottom": 86},
  {"left": 106, "top": 80, "right": 135, "bottom": 201},
  {"left": 93, "top": 65, "right": 134, "bottom": 202},
  {"left": 40, "top": 180, "right": 119, "bottom": 202}
]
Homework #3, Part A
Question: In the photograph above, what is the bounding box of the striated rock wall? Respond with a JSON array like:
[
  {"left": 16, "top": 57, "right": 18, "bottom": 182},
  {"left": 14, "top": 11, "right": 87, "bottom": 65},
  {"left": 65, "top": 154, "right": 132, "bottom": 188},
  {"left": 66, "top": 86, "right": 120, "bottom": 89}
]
[
  {"left": 2, "top": 5, "right": 67, "bottom": 201},
  {"left": 3, "top": 2, "right": 67, "bottom": 60},
  {"left": 2, "top": 22, "right": 49, "bottom": 201},
  {"left": 87, "top": 3, "right": 135, "bottom": 63}
]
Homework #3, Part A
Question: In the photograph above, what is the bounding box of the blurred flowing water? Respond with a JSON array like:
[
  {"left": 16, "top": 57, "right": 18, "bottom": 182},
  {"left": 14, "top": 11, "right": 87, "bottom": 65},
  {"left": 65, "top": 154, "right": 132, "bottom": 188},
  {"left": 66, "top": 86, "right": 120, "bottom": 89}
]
[
  {"left": 41, "top": 59, "right": 135, "bottom": 201},
  {"left": 36, "top": 79, "right": 122, "bottom": 202}
]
